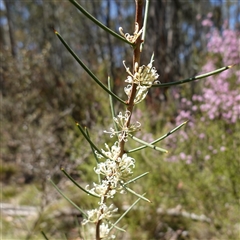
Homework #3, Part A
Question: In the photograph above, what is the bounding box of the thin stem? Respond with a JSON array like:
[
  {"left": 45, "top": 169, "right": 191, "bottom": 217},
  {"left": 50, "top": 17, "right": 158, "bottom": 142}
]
[
  {"left": 119, "top": 0, "right": 144, "bottom": 156},
  {"left": 95, "top": 1, "right": 144, "bottom": 239},
  {"left": 128, "top": 0, "right": 144, "bottom": 113}
]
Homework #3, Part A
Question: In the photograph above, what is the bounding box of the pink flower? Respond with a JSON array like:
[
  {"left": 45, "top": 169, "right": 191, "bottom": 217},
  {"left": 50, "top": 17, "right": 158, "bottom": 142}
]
[{"left": 201, "top": 19, "right": 213, "bottom": 27}]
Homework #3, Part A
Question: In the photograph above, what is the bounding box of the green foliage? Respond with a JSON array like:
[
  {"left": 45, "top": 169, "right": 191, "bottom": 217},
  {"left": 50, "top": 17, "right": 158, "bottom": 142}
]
[
  {"left": 111, "top": 124, "right": 239, "bottom": 239},
  {"left": 0, "top": 161, "right": 18, "bottom": 182}
]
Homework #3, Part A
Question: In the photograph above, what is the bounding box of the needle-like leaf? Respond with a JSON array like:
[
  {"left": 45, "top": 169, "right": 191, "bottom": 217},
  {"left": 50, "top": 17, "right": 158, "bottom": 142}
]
[
  {"left": 61, "top": 168, "right": 100, "bottom": 198},
  {"left": 49, "top": 178, "right": 87, "bottom": 218},
  {"left": 152, "top": 65, "right": 233, "bottom": 87},
  {"left": 84, "top": 128, "right": 102, "bottom": 183},
  {"left": 140, "top": 0, "right": 150, "bottom": 52},
  {"left": 108, "top": 77, "right": 118, "bottom": 132},
  {"left": 68, "top": 0, "right": 133, "bottom": 46},
  {"left": 127, "top": 121, "right": 187, "bottom": 153},
  {"left": 76, "top": 122, "right": 108, "bottom": 159},
  {"left": 123, "top": 172, "right": 149, "bottom": 186},
  {"left": 109, "top": 193, "right": 147, "bottom": 232},
  {"left": 41, "top": 231, "right": 49, "bottom": 240},
  {"left": 54, "top": 29, "right": 126, "bottom": 105},
  {"left": 85, "top": 127, "right": 100, "bottom": 164},
  {"left": 129, "top": 134, "right": 168, "bottom": 153},
  {"left": 120, "top": 182, "right": 151, "bottom": 203}
]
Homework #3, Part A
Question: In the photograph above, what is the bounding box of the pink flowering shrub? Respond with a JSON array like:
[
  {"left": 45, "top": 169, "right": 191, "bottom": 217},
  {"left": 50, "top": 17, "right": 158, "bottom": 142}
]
[
  {"left": 167, "top": 17, "right": 240, "bottom": 163},
  {"left": 195, "top": 21, "right": 240, "bottom": 124},
  {"left": 177, "top": 17, "right": 240, "bottom": 125}
]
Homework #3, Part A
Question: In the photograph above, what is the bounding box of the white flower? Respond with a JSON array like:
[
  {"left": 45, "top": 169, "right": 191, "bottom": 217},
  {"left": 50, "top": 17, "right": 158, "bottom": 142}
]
[
  {"left": 99, "top": 203, "right": 118, "bottom": 220},
  {"left": 81, "top": 222, "right": 116, "bottom": 240},
  {"left": 99, "top": 222, "right": 116, "bottom": 239},
  {"left": 123, "top": 54, "right": 159, "bottom": 87},
  {"left": 104, "top": 111, "right": 141, "bottom": 142},
  {"left": 94, "top": 160, "right": 121, "bottom": 191},
  {"left": 125, "top": 85, "right": 149, "bottom": 104},
  {"left": 95, "top": 142, "right": 121, "bottom": 161},
  {"left": 86, "top": 181, "right": 117, "bottom": 199},
  {"left": 123, "top": 55, "right": 159, "bottom": 104},
  {"left": 82, "top": 208, "right": 99, "bottom": 225},
  {"left": 95, "top": 159, "right": 120, "bottom": 181},
  {"left": 117, "top": 153, "right": 135, "bottom": 179},
  {"left": 99, "top": 222, "right": 110, "bottom": 238},
  {"left": 95, "top": 153, "right": 135, "bottom": 180},
  {"left": 83, "top": 204, "right": 118, "bottom": 226},
  {"left": 124, "top": 84, "right": 132, "bottom": 97},
  {"left": 101, "top": 142, "right": 121, "bottom": 160},
  {"left": 119, "top": 22, "right": 143, "bottom": 43}
]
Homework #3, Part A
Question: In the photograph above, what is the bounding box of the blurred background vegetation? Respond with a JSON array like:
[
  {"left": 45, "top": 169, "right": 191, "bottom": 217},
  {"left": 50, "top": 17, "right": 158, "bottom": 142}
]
[{"left": 1, "top": 0, "right": 239, "bottom": 239}]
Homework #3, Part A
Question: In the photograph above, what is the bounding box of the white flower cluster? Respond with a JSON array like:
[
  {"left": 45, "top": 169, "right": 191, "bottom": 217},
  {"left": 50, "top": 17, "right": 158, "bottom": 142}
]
[
  {"left": 87, "top": 142, "right": 135, "bottom": 198},
  {"left": 104, "top": 110, "right": 141, "bottom": 142},
  {"left": 82, "top": 203, "right": 118, "bottom": 225},
  {"left": 82, "top": 223, "right": 116, "bottom": 239},
  {"left": 84, "top": 139, "right": 135, "bottom": 238},
  {"left": 119, "top": 22, "right": 143, "bottom": 43},
  {"left": 124, "top": 55, "right": 160, "bottom": 104}
]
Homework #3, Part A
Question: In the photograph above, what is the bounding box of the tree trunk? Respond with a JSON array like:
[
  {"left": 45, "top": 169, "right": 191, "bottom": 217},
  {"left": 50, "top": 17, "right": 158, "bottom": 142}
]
[{"left": 4, "top": 0, "right": 16, "bottom": 57}]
